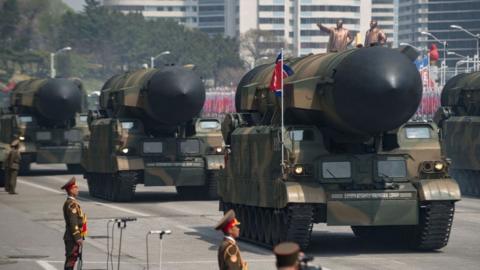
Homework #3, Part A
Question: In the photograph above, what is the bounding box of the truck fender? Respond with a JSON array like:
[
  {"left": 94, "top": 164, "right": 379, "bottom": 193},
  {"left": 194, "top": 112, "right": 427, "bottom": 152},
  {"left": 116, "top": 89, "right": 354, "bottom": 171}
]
[
  {"left": 116, "top": 156, "right": 144, "bottom": 171},
  {"left": 285, "top": 181, "right": 327, "bottom": 204},
  {"left": 205, "top": 155, "right": 225, "bottom": 170},
  {"left": 416, "top": 178, "right": 461, "bottom": 201}
]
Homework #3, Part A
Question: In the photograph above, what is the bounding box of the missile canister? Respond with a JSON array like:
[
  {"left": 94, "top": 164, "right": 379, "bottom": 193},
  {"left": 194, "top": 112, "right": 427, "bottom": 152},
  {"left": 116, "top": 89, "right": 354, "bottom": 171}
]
[
  {"left": 10, "top": 78, "right": 84, "bottom": 125},
  {"left": 235, "top": 47, "right": 422, "bottom": 137},
  {"left": 99, "top": 67, "right": 205, "bottom": 132}
]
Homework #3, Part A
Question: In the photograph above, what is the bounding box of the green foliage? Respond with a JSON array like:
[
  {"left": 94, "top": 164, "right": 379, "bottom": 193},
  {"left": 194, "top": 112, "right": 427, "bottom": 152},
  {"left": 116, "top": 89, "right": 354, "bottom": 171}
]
[{"left": 0, "top": 0, "right": 245, "bottom": 87}]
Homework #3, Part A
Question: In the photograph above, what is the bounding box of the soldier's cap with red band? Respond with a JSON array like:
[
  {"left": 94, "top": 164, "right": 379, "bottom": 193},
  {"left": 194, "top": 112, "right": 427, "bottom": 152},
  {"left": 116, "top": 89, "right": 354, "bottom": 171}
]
[
  {"left": 61, "top": 177, "right": 78, "bottom": 191},
  {"left": 214, "top": 209, "right": 241, "bottom": 233}
]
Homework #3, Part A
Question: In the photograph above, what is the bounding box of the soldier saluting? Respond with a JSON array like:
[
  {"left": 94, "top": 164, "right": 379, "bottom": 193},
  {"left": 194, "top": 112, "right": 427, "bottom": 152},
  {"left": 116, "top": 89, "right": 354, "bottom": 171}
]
[
  {"left": 215, "top": 209, "right": 248, "bottom": 270},
  {"left": 4, "top": 139, "right": 21, "bottom": 194},
  {"left": 61, "top": 177, "right": 87, "bottom": 270}
]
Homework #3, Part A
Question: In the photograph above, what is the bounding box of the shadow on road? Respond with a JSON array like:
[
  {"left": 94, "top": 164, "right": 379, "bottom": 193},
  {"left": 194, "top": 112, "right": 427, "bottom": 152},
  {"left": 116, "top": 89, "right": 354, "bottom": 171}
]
[
  {"left": 184, "top": 226, "right": 441, "bottom": 257},
  {"left": 307, "top": 230, "right": 441, "bottom": 256},
  {"left": 78, "top": 189, "right": 220, "bottom": 204}
]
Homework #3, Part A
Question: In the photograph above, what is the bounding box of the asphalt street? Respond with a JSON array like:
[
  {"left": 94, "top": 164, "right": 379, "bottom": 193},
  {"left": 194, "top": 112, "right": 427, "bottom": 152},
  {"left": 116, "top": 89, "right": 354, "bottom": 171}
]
[{"left": 0, "top": 164, "right": 479, "bottom": 270}]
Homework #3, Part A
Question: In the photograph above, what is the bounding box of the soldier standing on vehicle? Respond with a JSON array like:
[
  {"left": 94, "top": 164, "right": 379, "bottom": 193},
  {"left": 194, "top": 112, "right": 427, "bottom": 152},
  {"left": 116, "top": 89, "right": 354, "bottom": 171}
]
[
  {"left": 215, "top": 209, "right": 248, "bottom": 270},
  {"left": 4, "top": 139, "right": 21, "bottom": 194},
  {"left": 61, "top": 177, "right": 87, "bottom": 270},
  {"left": 317, "top": 19, "right": 353, "bottom": 52},
  {"left": 364, "top": 19, "right": 387, "bottom": 47}
]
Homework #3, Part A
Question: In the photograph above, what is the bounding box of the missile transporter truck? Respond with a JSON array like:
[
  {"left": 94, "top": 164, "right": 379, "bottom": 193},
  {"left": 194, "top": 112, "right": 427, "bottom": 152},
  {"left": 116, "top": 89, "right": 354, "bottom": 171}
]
[
  {"left": 220, "top": 47, "right": 460, "bottom": 250},
  {"left": 0, "top": 78, "right": 87, "bottom": 174},
  {"left": 435, "top": 71, "right": 480, "bottom": 196},
  {"left": 81, "top": 67, "right": 224, "bottom": 201}
]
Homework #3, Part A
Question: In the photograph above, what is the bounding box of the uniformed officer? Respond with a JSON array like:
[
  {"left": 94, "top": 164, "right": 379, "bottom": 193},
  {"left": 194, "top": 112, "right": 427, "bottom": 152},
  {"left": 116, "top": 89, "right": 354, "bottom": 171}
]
[
  {"left": 215, "top": 209, "right": 248, "bottom": 270},
  {"left": 274, "top": 242, "right": 301, "bottom": 270},
  {"left": 61, "top": 177, "right": 87, "bottom": 270},
  {"left": 4, "top": 139, "right": 21, "bottom": 194}
]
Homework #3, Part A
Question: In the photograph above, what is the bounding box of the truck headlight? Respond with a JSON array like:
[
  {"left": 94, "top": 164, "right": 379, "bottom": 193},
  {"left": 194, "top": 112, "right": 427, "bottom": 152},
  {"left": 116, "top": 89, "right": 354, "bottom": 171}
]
[
  {"left": 19, "top": 136, "right": 25, "bottom": 141},
  {"left": 215, "top": 147, "right": 223, "bottom": 154},
  {"left": 294, "top": 165, "right": 304, "bottom": 175},
  {"left": 434, "top": 161, "right": 445, "bottom": 171},
  {"left": 121, "top": 148, "right": 129, "bottom": 154}
]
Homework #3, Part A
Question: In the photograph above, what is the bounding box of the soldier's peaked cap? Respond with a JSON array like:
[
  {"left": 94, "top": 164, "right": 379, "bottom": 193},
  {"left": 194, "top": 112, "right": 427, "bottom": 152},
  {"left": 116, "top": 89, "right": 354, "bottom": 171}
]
[
  {"left": 61, "top": 176, "right": 77, "bottom": 190},
  {"left": 274, "top": 242, "right": 301, "bottom": 267},
  {"left": 11, "top": 139, "right": 20, "bottom": 146},
  {"left": 214, "top": 209, "right": 240, "bottom": 231}
]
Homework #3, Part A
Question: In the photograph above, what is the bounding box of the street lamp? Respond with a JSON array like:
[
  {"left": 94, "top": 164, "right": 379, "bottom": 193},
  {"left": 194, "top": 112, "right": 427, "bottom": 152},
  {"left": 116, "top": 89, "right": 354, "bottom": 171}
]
[
  {"left": 50, "top": 46, "right": 72, "bottom": 78},
  {"left": 448, "top": 51, "right": 467, "bottom": 58},
  {"left": 251, "top": 56, "right": 269, "bottom": 69},
  {"left": 150, "top": 51, "right": 171, "bottom": 68},
  {"left": 449, "top": 51, "right": 471, "bottom": 75},
  {"left": 400, "top": 42, "right": 425, "bottom": 52},
  {"left": 421, "top": 31, "right": 448, "bottom": 85},
  {"left": 450, "top": 24, "right": 480, "bottom": 70}
]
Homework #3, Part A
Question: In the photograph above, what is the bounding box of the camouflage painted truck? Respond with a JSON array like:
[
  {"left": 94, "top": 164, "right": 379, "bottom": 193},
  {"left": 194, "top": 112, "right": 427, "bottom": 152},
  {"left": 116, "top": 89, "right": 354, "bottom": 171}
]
[
  {"left": 435, "top": 71, "right": 480, "bottom": 196},
  {"left": 0, "top": 91, "right": 8, "bottom": 186},
  {"left": 81, "top": 67, "right": 224, "bottom": 202},
  {"left": 0, "top": 78, "right": 88, "bottom": 174},
  {"left": 219, "top": 47, "right": 460, "bottom": 250}
]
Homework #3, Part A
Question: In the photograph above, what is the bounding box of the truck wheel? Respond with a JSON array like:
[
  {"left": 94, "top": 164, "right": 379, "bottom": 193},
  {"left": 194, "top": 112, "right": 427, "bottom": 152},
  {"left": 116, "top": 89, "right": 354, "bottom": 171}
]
[
  {"left": 410, "top": 201, "right": 455, "bottom": 250},
  {"left": 205, "top": 170, "right": 220, "bottom": 199},
  {"left": 0, "top": 169, "right": 5, "bottom": 188},
  {"left": 176, "top": 186, "right": 199, "bottom": 200},
  {"left": 67, "top": 164, "right": 84, "bottom": 174},
  {"left": 112, "top": 171, "right": 137, "bottom": 202},
  {"left": 19, "top": 156, "right": 31, "bottom": 175}
]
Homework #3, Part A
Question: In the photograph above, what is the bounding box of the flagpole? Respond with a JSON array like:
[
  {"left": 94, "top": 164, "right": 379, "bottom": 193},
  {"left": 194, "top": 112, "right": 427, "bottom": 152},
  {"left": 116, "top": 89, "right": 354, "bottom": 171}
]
[{"left": 281, "top": 48, "right": 285, "bottom": 172}]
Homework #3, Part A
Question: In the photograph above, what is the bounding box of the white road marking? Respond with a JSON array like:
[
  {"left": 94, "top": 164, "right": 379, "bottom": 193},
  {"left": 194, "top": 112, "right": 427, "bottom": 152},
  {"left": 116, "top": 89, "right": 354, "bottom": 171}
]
[
  {"left": 175, "top": 224, "right": 197, "bottom": 233},
  {"left": 36, "top": 260, "right": 58, "bottom": 270},
  {"left": 18, "top": 180, "right": 64, "bottom": 194},
  {"left": 18, "top": 179, "right": 151, "bottom": 217}
]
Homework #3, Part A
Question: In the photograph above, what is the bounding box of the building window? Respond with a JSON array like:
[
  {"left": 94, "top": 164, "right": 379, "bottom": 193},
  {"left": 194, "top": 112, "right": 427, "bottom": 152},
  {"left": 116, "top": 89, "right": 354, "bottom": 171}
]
[
  {"left": 259, "top": 5, "right": 285, "bottom": 12},
  {"left": 301, "top": 6, "right": 360, "bottom": 12},
  {"left": 301, "top": 18, "right": 359, "bottom": 25},
  {"left": 259, "top": 18, "right": 285, "bottom": 24}
]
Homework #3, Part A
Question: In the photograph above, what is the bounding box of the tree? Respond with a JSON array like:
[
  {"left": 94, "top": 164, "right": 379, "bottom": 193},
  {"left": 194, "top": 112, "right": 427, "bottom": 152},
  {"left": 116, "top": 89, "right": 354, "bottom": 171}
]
[
  {"left": 0, "top": 0, "right": 20, "bottom": 48},
  {"left": 240, "top": 29, "right": 287, "bottom": 68}
]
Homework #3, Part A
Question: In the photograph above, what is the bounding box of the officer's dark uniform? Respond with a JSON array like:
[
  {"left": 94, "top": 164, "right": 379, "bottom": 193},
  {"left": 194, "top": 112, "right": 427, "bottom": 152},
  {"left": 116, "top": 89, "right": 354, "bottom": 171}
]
[
  {"left": 4, "top": 139, "right": 21, "bottom": 194},
  {"left": 61, "top": 177, "right": 87, "bottom": 270},
  {"left": 215, "top": 210, "right": 247, "bottom": 270},
  {"left": 273, "top": 242, "right": 301, "bottom": 270}
]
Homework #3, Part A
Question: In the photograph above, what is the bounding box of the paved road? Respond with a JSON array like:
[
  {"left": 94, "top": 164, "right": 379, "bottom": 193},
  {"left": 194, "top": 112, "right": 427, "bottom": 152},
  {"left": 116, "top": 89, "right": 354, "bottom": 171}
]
[{"left": 0, "top": 165, "right": 479, "bottom": 270}]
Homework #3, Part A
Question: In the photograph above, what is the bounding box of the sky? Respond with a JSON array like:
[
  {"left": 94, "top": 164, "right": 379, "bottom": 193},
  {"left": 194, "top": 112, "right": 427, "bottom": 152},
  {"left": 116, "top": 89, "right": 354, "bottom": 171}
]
[{"left": 63, "top": 0, "right": 86, "bottom": 11}]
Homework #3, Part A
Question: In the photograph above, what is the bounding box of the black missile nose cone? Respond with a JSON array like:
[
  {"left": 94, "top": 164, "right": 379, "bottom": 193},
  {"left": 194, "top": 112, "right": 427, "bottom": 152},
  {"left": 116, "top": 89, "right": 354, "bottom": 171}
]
[
  {"left": 35, "top": 79, "right": 82, "bottom": 122},
  {"left": 333, "top": 47, "right": 422, "bottom": 134},
  {"left": 145, "top": 67, "right": 205, "bottom": 125}
]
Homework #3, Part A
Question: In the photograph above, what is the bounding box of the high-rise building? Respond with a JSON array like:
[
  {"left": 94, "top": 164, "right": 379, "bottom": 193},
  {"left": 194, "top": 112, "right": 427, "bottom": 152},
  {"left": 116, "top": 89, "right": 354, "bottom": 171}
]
[
  {"left": 398, "top": 0, "right": 480, "bottom": 67},
  {"left": 103, "top": 0, "right": 375, "bottom": 56},
  {"left": 235, "top": 0, "right": 372, "bottom": 56},
  {"left": 102, "top": 0, "right": 199, "bottom": 28}
]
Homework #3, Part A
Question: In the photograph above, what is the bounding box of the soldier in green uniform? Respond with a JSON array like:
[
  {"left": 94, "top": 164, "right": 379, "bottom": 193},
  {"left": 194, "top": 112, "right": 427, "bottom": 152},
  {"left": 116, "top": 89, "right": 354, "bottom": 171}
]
[
  {"left": 215, "top": 209, "right": 248, "bottom": 270},
  {"left": 273, "top": 242, "right": 301, "bottom": 270},
  {"left": 4, "top": 139, "right": 21, "bottom": 194},
  {"left": 61, "top": 177, "right": 87, "bottom": 270}
]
